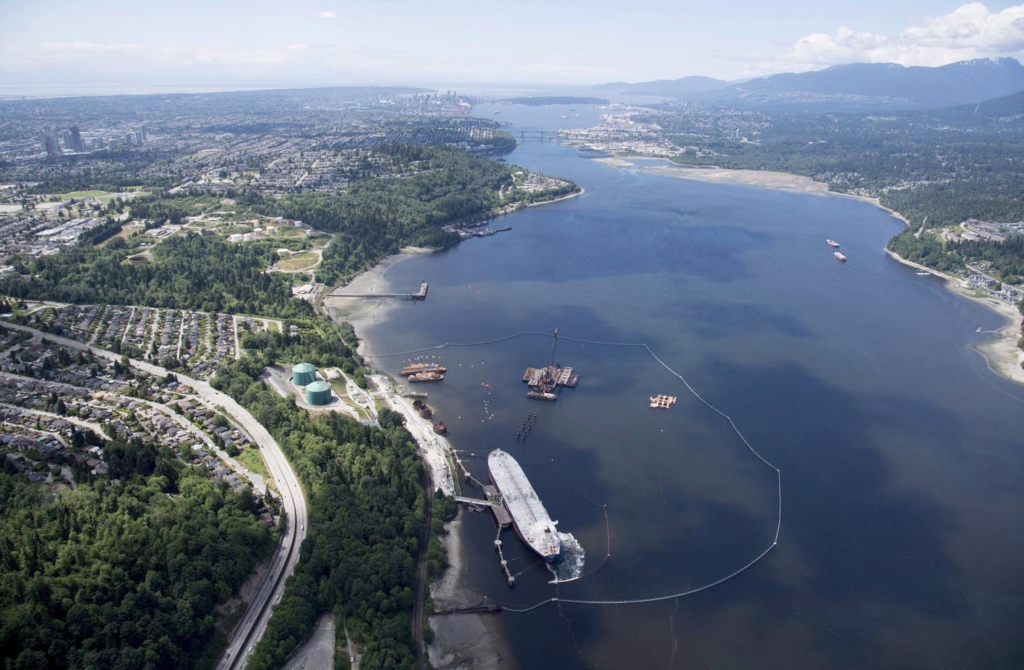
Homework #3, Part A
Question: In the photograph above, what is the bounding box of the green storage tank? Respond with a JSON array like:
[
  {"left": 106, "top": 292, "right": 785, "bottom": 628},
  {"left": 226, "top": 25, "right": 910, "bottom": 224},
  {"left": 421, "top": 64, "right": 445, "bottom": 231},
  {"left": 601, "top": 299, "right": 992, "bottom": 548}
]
[
  {"left": 292, "top": 362, "right": 317, "bottom": 386},
  {"left": 306, "top": 380, "right": 333, "bottom": 406}
]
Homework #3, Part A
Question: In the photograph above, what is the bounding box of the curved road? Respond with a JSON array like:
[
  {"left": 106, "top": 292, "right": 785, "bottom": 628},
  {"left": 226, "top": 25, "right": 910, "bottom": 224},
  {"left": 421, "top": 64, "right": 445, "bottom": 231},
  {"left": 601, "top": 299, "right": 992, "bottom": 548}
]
[{"left": 5, "top": 322, "right": 307, "bottom": 670}]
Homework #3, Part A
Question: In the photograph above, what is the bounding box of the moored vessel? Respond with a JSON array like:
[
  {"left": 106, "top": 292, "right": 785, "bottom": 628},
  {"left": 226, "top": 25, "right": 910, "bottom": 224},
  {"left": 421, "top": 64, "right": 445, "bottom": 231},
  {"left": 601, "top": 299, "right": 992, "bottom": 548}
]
[
  {"left": 400, "top": 363, "right": 447, "bottom": 376},
  {"left": 488, "top": 449, "right": 561, "bottom": 562},
  {"left": 408, "top": 371, "right": 444, "bottom": 382}
]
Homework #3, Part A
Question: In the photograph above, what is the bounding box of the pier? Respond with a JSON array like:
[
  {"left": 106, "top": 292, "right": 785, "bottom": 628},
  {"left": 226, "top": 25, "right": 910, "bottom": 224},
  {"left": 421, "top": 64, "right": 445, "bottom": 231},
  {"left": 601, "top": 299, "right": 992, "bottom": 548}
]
[
  {"left": 455, "top": 487, "right": 511, "bottom": 528},
  {"left": 328, "top": 281, "right": 428, "bottom": 300},
  {"left": 454, "top": 495, "right": 496, "bottom": 508},
  {"left": 433, "top": 602, "right": 503, "bottom": 616}
]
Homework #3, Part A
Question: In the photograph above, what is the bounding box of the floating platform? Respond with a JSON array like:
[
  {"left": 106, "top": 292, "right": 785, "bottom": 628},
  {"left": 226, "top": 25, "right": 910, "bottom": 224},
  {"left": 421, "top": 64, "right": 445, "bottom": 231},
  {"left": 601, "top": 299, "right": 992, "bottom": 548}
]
[
  {"left": 522, "top": 330, "right": 580, "bottom": 398},
  {"left": 650, "top": 394, "right": 677, "bottom": 409}
]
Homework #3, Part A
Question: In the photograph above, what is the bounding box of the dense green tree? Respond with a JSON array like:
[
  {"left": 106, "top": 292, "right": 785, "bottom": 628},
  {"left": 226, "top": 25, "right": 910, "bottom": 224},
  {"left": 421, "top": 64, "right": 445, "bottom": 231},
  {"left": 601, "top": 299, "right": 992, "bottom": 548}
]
[{"left": 0, "top": 450, "right": 274, "bottom": 669}]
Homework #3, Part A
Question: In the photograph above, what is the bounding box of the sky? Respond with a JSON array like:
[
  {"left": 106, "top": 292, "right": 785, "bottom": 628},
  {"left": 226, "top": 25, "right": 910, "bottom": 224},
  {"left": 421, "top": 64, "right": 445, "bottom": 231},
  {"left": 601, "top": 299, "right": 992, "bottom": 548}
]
[{"left": 2, "top": 1, "right": 1024, "bottom": 94}]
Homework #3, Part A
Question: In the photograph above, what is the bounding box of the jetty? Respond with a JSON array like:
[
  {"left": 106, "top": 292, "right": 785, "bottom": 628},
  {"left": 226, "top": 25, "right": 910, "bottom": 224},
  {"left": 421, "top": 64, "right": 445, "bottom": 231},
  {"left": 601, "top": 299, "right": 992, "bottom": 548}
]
[
  {"left": 454, "top": 487, "right": 511, "bottom": 528},
  {"left": 328, "top": 281, "right": 428, "bottom": 301}
]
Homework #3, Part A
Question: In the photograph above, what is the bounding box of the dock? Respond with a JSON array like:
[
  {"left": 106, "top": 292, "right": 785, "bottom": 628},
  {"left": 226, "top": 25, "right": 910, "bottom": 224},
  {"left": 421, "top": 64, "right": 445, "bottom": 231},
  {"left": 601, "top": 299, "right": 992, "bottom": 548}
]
[
  {"left": 454, "top": 488, "right": 511, "bottom": 528},
  {"left": 484, "top": 485, "right": 511, "bottom": 527},
  {"left": 328, "top": 281, "right": 428, "bottom": 301}
]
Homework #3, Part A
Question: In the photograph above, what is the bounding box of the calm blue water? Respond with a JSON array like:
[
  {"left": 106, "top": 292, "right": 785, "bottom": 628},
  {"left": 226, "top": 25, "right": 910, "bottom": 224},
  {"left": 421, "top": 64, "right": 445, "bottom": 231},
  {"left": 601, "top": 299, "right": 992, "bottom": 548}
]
[{"left": 356, "top": 104, "right": 1024, "bottom": 669}]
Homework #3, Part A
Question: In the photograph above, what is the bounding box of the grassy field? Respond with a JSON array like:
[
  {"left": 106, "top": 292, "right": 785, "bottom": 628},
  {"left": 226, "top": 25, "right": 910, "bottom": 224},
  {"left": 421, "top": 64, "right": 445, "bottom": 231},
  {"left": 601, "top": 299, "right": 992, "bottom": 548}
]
[
  {"left": 273, "top": 251, "right": 320, "bottom": 272},
  {"left": 275, "top": 226, "right": 306, "bottom": 238},
  {"left": 103, "top": 223, "right": 144, "bottom": 245},
  {"left": 58, "top": 190, "right": 110, "bottom": 199},
  {"left": 235, "top": 447, "right": 269, "bottom": 478}
]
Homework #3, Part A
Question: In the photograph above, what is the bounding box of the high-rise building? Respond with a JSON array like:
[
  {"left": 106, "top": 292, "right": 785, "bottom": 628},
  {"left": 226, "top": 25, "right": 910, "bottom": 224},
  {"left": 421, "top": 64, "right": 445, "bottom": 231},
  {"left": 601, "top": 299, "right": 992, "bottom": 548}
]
[
  {"left": 70, "top": 125, "right": 84, "bottom": 152},
  {"left": 62, "top": 131, "right": 73, "bottom": 149},
  {"left": 42, "top": 135, "right": 59, "bottom": 156},
  {"left": 135, "top": 129, "right": 143, "bottom": 145}
]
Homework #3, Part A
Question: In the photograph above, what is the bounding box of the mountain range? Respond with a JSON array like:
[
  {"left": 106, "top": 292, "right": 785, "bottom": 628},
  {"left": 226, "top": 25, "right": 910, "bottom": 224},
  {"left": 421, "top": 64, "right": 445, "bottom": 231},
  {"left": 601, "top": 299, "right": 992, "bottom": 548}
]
[{"left": 597, "top": 58, "right": 1024, "bottom": 112}]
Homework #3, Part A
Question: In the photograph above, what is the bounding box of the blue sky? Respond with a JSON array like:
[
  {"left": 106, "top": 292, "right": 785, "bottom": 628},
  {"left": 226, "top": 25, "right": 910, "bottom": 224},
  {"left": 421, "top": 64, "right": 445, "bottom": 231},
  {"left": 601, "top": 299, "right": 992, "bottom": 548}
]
[{"left": 2, "top": 1, "right": 1024, "bottom": 94}]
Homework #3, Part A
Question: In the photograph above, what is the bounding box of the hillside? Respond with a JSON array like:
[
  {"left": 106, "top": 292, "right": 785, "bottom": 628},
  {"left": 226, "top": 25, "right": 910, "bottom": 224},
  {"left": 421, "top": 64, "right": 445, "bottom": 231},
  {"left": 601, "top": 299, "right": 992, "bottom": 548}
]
[{"left": 600, "top": 58, "right": 1024, "bottom": 111}]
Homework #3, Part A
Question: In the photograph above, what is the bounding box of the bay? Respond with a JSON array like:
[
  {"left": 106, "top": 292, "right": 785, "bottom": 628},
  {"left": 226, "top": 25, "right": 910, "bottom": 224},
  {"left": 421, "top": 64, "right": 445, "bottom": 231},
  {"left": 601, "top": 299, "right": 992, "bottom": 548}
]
[{"left": 356, "top": 103, "right": 1024, "bottom": 669}]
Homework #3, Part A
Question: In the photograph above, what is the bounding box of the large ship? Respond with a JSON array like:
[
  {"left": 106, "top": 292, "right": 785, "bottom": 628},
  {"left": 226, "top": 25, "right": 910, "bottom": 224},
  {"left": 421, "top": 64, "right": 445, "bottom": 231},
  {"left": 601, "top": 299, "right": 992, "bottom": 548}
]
[
  {"left": 399, "top": 363, "right": 447, "bottom": 376},
  {"left": 408, "top": 371, "right": 444, "bottom": 382},
  {"left": 827, "top": 239, "right": 840, "bottom": 248},
  {"left": 488, "top": 449, "right": 561, "bottom": 562}
]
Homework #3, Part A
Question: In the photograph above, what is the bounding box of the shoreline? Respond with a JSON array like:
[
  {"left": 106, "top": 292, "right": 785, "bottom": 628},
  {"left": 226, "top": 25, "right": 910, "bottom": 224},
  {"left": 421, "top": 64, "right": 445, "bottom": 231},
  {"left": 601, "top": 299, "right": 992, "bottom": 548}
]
[
  {"left": 487, "top": 186, "right": 585, "bottom": 220},
  {"left": 323, "top": 247, "right": 514, "bottom": 666},
  {"left": 427, "top": 511, "right": 510, "bottom": 669},
  {"left": 884, "top": 249, "right": 1024, "bottom": 385},
  {"left": 322, "top": 246, "right": 435, "bottom": 356},
  {"left": 595, "top": 155, "right": 1021, "bottom": 386},
  {"left": 597, "top": 157, "right": 913, "bottom": 226}
]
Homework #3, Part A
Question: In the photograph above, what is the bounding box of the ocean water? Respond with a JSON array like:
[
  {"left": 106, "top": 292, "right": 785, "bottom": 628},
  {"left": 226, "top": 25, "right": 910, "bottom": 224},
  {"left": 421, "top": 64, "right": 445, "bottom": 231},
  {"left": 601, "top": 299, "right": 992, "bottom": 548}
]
[{"left": 356, "top": 104, "right": 1024, "bottom": 669}]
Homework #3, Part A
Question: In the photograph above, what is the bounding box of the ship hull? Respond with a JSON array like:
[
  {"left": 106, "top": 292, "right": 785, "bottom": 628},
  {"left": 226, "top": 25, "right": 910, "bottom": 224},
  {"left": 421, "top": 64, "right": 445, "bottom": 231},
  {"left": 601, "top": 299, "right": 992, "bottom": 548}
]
[{"left": 488, "top": 449, "right": 561, "bottom": 562}]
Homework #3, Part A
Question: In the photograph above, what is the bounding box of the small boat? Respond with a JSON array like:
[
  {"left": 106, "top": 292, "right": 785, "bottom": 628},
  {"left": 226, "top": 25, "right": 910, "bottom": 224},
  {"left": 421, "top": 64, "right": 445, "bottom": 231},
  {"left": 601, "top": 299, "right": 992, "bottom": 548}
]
[
  {"left": 827, "top": 239, "right": 840, "bottom": 248},
  {"left": 834, "top": 252, "right": 847, "bottom": 262},
  {"left": 916, "top": 271, "right": 930, "bottom": 276}
]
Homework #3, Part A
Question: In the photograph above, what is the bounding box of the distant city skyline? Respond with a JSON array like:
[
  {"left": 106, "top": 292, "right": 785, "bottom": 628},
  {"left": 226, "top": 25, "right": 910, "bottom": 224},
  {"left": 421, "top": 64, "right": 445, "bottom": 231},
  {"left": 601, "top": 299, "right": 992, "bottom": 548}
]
[{"left": 2, "top": 1, "right": 1024, "bottom": 95}]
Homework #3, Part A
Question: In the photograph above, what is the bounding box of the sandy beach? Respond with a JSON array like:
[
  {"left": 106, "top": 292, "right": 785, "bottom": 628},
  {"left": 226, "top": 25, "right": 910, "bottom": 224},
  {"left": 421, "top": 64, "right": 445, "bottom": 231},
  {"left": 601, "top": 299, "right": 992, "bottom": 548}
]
[{"left": 598, "top": 158, "right": 913, "bottom": 226}]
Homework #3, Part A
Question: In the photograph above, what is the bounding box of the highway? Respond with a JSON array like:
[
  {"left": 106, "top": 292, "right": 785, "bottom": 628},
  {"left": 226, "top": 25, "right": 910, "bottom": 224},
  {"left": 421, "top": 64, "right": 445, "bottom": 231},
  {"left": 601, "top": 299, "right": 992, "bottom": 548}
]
[{"left": 5, "top": 322, "right": 308, "bottom": 670}]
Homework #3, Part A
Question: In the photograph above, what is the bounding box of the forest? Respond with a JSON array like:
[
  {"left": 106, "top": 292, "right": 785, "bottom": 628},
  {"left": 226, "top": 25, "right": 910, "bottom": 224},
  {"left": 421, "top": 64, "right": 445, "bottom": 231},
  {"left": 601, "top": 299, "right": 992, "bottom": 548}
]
[
  {"left": 658, "top": 108, "right": 1024, "bottom": 229},
  {"left": 0, "top": 445, "right": 275, "bottom": 669},
  {"left": 0, "top": 233, "right": 312, "bottom": 319},
  {"left": 886, "top": 229, "right": 965, "bottom": 273},
  {"left": 957, "top": 236, "right": 1024, "bottom": 284},
  {"left": 245, "top": 144, "right": 575, "bottom": 285},
  {"left": 211, "top": 320, "right": 441, "bottom": 670}
]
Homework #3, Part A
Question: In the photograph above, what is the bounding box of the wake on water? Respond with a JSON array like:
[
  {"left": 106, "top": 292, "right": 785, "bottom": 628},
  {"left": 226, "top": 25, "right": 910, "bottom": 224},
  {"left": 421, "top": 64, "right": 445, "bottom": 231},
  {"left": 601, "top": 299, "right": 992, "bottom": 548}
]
[{"left": 548, "top": 532, "right": 585, "bottom": 583}]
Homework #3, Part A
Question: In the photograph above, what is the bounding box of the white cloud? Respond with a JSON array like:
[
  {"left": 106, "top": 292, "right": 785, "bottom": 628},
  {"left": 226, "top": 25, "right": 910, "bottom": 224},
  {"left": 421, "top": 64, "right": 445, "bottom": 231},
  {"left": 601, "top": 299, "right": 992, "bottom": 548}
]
[
  {"left": 41, "top": 42, "right": 142, "bottom": 53},
  {"left": 317, "top": 11, "right": 337, "bottom": 20},
  {"left": 288, "top": 43, "right": 309, "bottom": 51},
  {"left": 756, "top": 3, "right": 1024, "bottom": 75}
]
